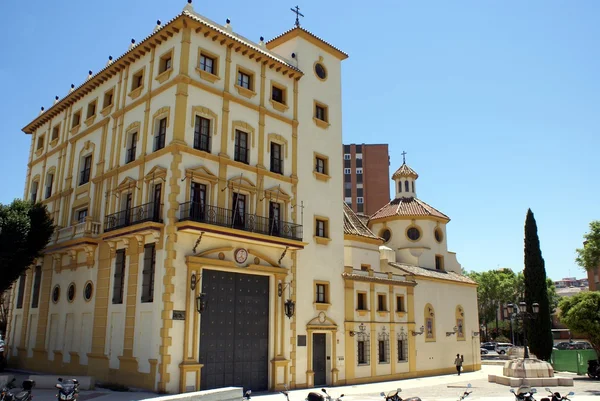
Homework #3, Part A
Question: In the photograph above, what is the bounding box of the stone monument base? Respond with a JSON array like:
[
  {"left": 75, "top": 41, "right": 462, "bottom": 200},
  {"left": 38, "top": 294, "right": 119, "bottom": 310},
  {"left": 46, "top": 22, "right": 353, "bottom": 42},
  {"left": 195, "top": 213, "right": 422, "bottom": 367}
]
[{"left": 488, "top": 358, "right": 574, "bottom": 387}]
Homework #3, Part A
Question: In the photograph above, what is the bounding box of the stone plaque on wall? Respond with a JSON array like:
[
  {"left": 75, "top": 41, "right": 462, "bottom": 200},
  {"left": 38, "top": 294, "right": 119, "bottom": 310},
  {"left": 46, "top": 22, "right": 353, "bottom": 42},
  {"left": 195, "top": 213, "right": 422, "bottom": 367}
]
[
  {"left": 173, "top": 310, "right": 186, "bottom": 320},
  {"left": 297, "top": 335, "right": 307, "bottom": 346}
]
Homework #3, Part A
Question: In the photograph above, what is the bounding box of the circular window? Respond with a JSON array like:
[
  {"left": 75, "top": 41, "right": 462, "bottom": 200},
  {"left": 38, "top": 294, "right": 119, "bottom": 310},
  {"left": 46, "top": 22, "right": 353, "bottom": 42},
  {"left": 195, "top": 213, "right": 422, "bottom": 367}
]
[
  {"left": 315, "top": 62, "right": 327, "bottom": 80},
  {"left": 434, "top": 228, "right": 444, "bottom": 243},
  {"left": 407, "top": 227, "right": 421, "bottom": 241},
  {"left": 52, "top": 285, "right": 60, "bottom": 304},
  {"left": 83, "top": 281, "right": 93, "bottom": 301},
  {"left": 380, "top": 229, "right": 392, "bottom": 243},
  {"left": 67, "top": 283, "right": 76, "bottom": 303}
]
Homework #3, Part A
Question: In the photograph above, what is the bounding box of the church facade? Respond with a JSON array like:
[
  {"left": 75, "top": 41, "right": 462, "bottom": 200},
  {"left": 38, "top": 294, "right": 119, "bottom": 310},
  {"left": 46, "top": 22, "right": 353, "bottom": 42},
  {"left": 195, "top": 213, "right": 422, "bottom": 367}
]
[{"left": 7, "top": 1, "right": 479, "bottom": 394}]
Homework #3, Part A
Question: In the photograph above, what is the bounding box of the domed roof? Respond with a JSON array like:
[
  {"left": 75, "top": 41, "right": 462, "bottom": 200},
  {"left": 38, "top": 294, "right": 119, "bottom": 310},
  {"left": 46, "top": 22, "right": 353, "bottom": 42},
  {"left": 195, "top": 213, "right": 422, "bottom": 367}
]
[{"left": 392, "top": 163, "right": 418, "bottom": 180}]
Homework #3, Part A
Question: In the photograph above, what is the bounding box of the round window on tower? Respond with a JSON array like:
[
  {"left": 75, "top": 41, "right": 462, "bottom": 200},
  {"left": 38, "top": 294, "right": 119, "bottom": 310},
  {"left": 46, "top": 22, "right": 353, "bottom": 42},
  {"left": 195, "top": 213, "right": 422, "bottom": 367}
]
[
  {"left": 52, "top": 285, "right": 60, "bottom": 304},
  {"left": 434, "top": 228, "right": 444, "bottom": 243},
  {"left": 380, "top": 228, "right": 392, "bottom": 243},
  {"left": 314, "top": 58, "right": 328, "bottom": 81},
  {"left": 406, "top": 226, "right": 421, "bottom": 241},
  {"left": 67, "top": 283, "right": 76, "bottom": 303},
  {"left": 83, "top": 281, "right": 94, "bottom": 302}
]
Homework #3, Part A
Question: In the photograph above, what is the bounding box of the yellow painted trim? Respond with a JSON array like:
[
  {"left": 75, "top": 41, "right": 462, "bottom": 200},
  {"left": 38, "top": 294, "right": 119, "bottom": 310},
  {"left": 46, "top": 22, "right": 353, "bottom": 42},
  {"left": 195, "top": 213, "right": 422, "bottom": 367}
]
[
  {"left": 405, "top": 223, "right": 422, "bottom": 243},
  {"left": 344, "top": 234, "right": 384, "bottom": 245},
  {"left": 313, "top": 57, "right": 328, "bottom": 82},
  {"left": 265, "top": 27, "right": 348, "bottom": 61},
  {"left": 230, "top": 120, "right": 256, "bottom": 148}
]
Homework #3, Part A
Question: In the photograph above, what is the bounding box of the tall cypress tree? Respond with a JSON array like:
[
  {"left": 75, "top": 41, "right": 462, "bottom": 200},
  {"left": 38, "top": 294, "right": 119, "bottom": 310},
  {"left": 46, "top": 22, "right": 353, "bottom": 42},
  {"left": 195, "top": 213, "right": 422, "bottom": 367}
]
[{"left": 523, "top": 209, "right": 553, "bottom": 360}]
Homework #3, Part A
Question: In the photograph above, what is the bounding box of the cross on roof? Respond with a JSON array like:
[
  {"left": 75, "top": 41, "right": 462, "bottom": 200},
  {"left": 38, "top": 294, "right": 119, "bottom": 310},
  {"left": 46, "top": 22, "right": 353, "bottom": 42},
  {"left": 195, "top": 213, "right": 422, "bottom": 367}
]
[
  {"left": 401, "top": 151, "right": 407, "bottom": 164},
  {"left": 290, "top": 5, "right": 304, "bottom": 27}
]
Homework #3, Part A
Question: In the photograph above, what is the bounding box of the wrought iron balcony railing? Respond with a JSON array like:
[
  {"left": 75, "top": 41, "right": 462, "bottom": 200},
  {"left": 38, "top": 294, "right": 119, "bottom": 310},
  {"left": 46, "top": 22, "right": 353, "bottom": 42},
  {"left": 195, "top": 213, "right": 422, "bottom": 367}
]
[
  {"left": 104, "top": 201, "right": 163, "bottom": 232},
  {"left": 179, "top": 202, "right": 303, "bottom": 241}
]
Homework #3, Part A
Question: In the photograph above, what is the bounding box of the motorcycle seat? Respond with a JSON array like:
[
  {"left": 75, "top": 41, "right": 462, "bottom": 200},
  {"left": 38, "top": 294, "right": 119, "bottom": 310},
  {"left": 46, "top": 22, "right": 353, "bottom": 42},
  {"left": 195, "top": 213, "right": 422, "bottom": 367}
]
[
  {"left": 307, "top": 392, "right": 326, "bottom": 401},
  {"left": 13, "top": 391, "right": 29, "bottom": 401},
  {"left": 405, "top": 398, "right": 422, "bottom": 401}
]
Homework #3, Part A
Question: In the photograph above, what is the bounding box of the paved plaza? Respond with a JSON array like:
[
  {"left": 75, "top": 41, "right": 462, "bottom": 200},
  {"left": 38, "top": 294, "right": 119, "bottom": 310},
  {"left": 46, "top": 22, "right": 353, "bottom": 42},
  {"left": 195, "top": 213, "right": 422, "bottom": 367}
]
[{"left": 4, "top": 365, "right": 599, "bottom": 401}]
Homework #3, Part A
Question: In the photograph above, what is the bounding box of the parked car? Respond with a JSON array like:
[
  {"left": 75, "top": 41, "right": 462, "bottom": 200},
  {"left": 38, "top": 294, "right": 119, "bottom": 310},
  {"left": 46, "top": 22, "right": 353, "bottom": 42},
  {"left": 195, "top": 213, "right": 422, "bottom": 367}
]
[
  {"left": 554, "top": 341, "right": 593, "bottom": 350},
  {"left": 495, "top": 343, "right": 514, "bottom": 354},
  {"left": 481, "top": 342, "right": 497, "bottom": 351},
  {"left": 481, "top": 348, "right": 489, "bottom": 355}
]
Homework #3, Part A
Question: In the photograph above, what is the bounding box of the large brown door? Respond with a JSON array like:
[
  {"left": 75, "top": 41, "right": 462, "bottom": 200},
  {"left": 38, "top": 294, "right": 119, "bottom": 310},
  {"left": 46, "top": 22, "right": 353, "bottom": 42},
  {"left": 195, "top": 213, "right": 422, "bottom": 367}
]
[
  {"left": 313, "top": 333, "right": 327, "bottom": 386},
  {"left": 199, "top": 270, "right": 269, "bottom": 392}
]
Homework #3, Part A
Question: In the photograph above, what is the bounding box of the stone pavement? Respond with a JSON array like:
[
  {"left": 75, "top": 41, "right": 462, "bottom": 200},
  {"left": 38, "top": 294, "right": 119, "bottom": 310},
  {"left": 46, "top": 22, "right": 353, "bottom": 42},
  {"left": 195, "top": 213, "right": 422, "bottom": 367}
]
[{"left": 4, "top": 365, "right": 599, "bottom": 401}]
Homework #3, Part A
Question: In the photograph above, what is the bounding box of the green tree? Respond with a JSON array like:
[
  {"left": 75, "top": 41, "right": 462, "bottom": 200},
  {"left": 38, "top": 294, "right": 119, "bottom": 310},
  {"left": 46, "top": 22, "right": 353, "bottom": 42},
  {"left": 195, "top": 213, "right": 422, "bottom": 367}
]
[
  {"left": 575, "top": 220, "right": 600, "bottom": 272},
  {"left": 523, "top": 209, "right": 553, "bottom": 361},
  {"left": 558, "top": 291, "right": 600, "bottom": 356},
  {"left": 0, "top": 200, "right": 55, "bottom": 293}
]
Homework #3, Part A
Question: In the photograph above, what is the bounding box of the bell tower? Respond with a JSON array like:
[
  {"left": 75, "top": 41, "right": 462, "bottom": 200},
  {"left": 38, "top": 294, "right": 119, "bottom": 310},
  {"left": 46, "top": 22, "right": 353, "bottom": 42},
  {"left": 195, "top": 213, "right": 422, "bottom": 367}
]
[{"left": 392, "top": 151, "right": 418, "bottom": 199}]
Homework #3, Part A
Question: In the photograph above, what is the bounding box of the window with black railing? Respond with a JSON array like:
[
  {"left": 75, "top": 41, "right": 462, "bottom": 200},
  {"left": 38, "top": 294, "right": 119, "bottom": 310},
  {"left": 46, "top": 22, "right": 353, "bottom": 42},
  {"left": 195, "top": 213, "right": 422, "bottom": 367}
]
[
  {"left": 234, "top": 130, "right": 249, "bottom": 164},
  {"left": 79, "top": 155, "right": 92, "bottom": 185},
  {"left": 126, "top": 132, "right": 137, "bottom": 163},
  {"left": 194, "top": 116, "right": 210, "bottom": 152},
  {"left": 154, "top": 118, "right": 166, "bottom": 151},
  {"left": 270, "top": 142, "right": 283, "bottom": 174},
  {"left": 104, "top": 200, "right": 162, "bottom": 232}
]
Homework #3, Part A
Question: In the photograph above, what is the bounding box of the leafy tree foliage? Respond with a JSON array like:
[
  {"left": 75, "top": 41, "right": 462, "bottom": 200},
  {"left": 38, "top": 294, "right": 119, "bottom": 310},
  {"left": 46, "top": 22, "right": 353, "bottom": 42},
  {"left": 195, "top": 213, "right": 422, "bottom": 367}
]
[
  {"left": 575, "top": 220, "right": 600, "bottom": 272},
  {"left": 524, "top": 208, "right": 553, "bottom": 361},
  {"left": 559, "top": 291, "right": 600, "bottom": 356},
  {"left": 0, "top": 200, "right": 54, "bottom": 293}
]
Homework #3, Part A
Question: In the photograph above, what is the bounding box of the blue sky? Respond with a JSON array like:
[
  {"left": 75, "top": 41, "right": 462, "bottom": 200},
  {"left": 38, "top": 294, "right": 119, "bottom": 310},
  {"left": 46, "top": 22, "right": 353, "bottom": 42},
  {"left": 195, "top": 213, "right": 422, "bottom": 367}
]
[{"left": 1, "top": 1, "right": 598, "bottom": 281}]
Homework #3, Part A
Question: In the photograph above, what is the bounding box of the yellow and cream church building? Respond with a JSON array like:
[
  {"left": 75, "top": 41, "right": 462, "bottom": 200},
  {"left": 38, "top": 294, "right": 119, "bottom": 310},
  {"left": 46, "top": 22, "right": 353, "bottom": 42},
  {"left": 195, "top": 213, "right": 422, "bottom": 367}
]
[{"left": 7, "top": 1, "right": 480, "bottom": 394}]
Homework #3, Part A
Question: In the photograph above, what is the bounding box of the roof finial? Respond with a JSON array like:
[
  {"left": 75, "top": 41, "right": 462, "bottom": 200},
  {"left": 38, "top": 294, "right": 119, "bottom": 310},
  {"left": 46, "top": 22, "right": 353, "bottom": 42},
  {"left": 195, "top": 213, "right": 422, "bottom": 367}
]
[
  {"left": 69, "top": 84, "right": 75, "bottom": 93},
  {"left": 87, "top": 70, "right": 93, "bottom": 80},
  {"left": 106, "top": 55, "right": 113, "bottom": 67},
  {"left": 129, "top": 38, "right": 136, "bottom": 50},
  {"left": 54, "top": 96, "right": 59, "bottom": 105},
  {"left": 154, "top": 20, "right": 162, "bottom": 32},
  {"left": 290, "top": 5, "right": 304, "bottom": 28},
  {"left": 401, "top": 150, "right": 407, "bottom": 164},
  {"left": 184, "top": 0, "right": 194, "bottom": 12}
]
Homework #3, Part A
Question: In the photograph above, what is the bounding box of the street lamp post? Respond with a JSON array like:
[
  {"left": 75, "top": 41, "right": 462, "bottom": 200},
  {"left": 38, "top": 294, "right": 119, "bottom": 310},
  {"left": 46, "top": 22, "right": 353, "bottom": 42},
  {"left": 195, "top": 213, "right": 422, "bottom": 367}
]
[{"left": 505, "top": 301, "right": 540, "bottom": 359}]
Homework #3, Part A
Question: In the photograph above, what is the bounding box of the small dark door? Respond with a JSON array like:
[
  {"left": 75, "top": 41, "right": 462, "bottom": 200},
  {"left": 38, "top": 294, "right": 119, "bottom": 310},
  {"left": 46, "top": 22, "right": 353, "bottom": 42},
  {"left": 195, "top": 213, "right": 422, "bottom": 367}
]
[
  {"left": 122, "top": 193, "right": 132, "bottom": 226},
  {"left": 269, "top": 202, "right": 280, "bottom": 236},
  {"left": 313, "top": 333, "right": 327, "bottom": 386},
  {"left": 191, "top": 183, "right": 207, "bottom": 221},
  {"left": 232, "top": 193, "right": 246, "bottom": 229},
  {"left": 152, "top": 183, "right": 162, "bottom": 221}
]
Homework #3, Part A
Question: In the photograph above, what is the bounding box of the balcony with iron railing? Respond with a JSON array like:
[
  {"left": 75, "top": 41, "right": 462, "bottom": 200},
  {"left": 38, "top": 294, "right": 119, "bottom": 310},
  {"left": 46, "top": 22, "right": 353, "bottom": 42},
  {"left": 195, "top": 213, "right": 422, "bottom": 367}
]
[
  {"left": 49, "top": 218, "right": 102, "bottom": 246},
  {"left": 178, "top": 202, "right": 303, "bottom": 242},
  {"left": 104, "top": 201, "right": 163, "bottom": 232}
]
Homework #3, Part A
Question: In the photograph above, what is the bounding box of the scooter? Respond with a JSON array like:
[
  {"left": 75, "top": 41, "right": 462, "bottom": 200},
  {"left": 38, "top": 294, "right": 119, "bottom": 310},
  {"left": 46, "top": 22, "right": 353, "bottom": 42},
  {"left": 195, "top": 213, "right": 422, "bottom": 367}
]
[
  {"left": 540, "top": 388, "right": 574, "bottom": 401},
  {"left": 587, "top": 359, "right": 600, "bottom": 379},
  {"left": 243, "top": 389, "right": 252, "bottom": 400},
  {"left": 379, "top": 387, "right": 422, "bottom": 401},
  {"left": 0, "top": 379, "right": 34, "bottom": 401},
  {"left": 510, "top": 386, "right": 537, "bottom": 401},
  {"left": 55, "top": 378, "right": 80, "bottom": 400},
  {"left": 307, "top": 388, "right": 344, "bottom": 401}
]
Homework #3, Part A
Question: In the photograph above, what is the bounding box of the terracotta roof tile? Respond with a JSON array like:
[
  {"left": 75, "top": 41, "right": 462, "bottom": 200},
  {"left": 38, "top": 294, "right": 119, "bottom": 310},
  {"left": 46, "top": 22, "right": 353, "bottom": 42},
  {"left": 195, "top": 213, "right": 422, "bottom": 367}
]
[
  {"left": 343, "top": 203, "right": 381, "bottom": 241},
  {"left": 355, "top": 213, "right": 371, "bottom": 226},
  {"left": 392, "top": 163, "right": 419, "bottom": 179},
  {"left": 389, "top": 262, "right": 477, "bottom": 285},
  {"left": 370, "top": 197, "right": 450, "bottom": 221}
]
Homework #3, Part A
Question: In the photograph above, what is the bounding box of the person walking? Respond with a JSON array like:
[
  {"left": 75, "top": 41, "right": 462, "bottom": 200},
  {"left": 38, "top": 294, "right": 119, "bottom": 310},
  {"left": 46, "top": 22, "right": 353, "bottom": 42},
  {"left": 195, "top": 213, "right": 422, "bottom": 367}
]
[{"left": 454, "top": 353, "right": 463, "bottom": 375}]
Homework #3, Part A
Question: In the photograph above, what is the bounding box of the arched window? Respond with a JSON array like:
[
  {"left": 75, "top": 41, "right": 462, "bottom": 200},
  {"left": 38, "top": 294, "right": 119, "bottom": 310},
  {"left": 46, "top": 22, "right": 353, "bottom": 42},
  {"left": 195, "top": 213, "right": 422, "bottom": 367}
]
[
  {"left": 357, "top": 331, "right": 370, "bottom": 366},
  {"left": 378, "top": 329, "right": 390, "bottom": 364},
  {"left": 412, "top": 181, "right": 415, "bottom": 193},
  {"left": 424, "top": 303, "right": 436, "bottom": 342},
  {"left": 398, "top": 181, "right": 402, "bottom": 193},
  {"left": 404, "top": 180, "right": 409, "bottom": 192},
  {"left": 456, "top": 305, "right": 465, "bottom": 340},
  {"left": 397, "top": 328, "right": 408, "bottom": 362}
]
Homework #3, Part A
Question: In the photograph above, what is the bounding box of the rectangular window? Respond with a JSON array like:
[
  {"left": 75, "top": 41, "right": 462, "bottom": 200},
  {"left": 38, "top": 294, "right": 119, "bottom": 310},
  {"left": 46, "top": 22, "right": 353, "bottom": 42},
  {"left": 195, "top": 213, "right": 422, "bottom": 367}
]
[
  {"left": 37, "top": 135, "right": 44, "bottom": 150},
  {"left": 79, "top": 155, "right": 92, "bottom": 185},
  {"left": 356, "top": 168, "right": 363, "bottom": 174},
  {"left": 51, "top": 125, "right": 60, "bottom": 141},
  {"left": 357, "top": 341, "right": 366, "bottom": 364},
  {"left": 396, "top": 295, "right": 405, "bottom": 312},
  {"left": 103, "top": 89, "right": 114, "bottom": 109},
  {"left": 77, "top": 208, "right": 88, "bottom": 223},
  {"left": 344, "top": 159, "right": 351, "bottom": 168},
  {"left": 234, "top": 130, "right": 249, "bottom": 164},
  {"left": 30, "top": 266, "right": 42, "bottom": 308},
  {"left": 272, "top": 85, "right": 285, "bottom": 104},
  {"left": 344, "top": 189, "right": 351, "bottom": 198},
  {"left": 45, "top": 174, "right": 53, "bottom": 199},
  {"left": 193, "top": 116, "right": 211, "bottom": 152},
  {"left": 72, "top": 111, "right": 81, "bottom": 128},
  {"left": 377, "top": 294, "right": 387, "bottom": 311},
  {"left": 200, "top": 54, "right": 216, "bottom": 74},
  {"left": 357, "top": 197, "right": 364, "bottom": 204},
  {"left": 237, "top": 71, "right": 251, "bottom": 89},
  {"left": 86, "top": 100, "right": 96, "bottom": 119},
  {"left": 315, "top": 104, "right": 327, "bottom": 122},
  {"left": 141, "top": 244, "right": 156, "bottom": 303},
  {"left": 132, "top": 70, "right": 144, "bottom": 90},
  {"left": 357, "top": 204, "right": 364, "bottom": 213},
  {"left": 270, "top": 142, "right": 283, "bottom": 174},
  {"left": 356, "top": 173, "right": 363, "bottom": 184},
  {"left": 315, "top": 283, "right": 327, "bottom": 303},
  {"left": 154, "top": 117, "right": 167, "bottom": 151},
  {"left": 435, "top": 255, "right": 444, "bottom": 271},
  {"left": 191, "top": 182, "right": 207, "bottom": 220},
  {"left": 112, "top": 249, "right": 126, "bottom": 304},
  {"left": 159, "top": 52, "right": 172, "bottom": 74},
  {"left": 398, "top": 340, "right": 407, "bottom": 362},
  {"left": 361, "top": 264, "right": 370, "bottom": 271},
  {"left": 344, "top": 154, "right": 351, "bottom": 160},
  {"left": 357, "top": 292, "right": 367, "bottom": 310},
  {"left": 344, "top": 197, "right": 352, "bottom": 205},
  {"left": 356, "top": 153, "right": 363, "bottom": 159},
  {"left": 16, "top": 273, "right": 26, "bottom": 309},
  {"left": 357, "top": 188, "right": 364, "bottom": 197},
  {"left": 315, "top": 157, "right": 327, "bottom": 174},
  {"left": 344, "top": 168, "right": 351, "bottom": 174},
  {"left": 356, "top": 158, "right": 363, "bottom": 168},
  {"left": 126, "top": 132, "right": 137, "bottom": 163},
  {"left": 315, "top": 219, "right": 327, "bottom": 238},
  {"left": 378, "top": 340, "right": 386, "bottom": 363}
]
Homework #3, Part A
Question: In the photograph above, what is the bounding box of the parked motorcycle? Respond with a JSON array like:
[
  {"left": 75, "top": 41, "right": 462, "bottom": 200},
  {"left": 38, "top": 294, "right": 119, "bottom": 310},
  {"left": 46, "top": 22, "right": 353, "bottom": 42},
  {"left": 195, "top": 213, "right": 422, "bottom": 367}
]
[
  {"left": 457, "top": 383, "right": 473, "bottom": 401},
  {"left": 510, "top": 386, "right": 537, "bottom": 401},
  {"left": 307, "top": 388, "right": 344, "bottom": 401},
  {"left": 243, "top": 389, "right": 252, "bottom": 400},
  {"left": 587, "top": 359, "right": 600, "bottom": 380},
  {"left": 0, "top": 379, "right": 34, "bottom": 401},
  {"left": 379, "top": 387, "right": 422, "bottom": 401},
  {"left": 540, "top": 388, "right": 574, "bottom": 401},
  {"left": 55, "top": 378, "right": 80, "bottom": 400}
]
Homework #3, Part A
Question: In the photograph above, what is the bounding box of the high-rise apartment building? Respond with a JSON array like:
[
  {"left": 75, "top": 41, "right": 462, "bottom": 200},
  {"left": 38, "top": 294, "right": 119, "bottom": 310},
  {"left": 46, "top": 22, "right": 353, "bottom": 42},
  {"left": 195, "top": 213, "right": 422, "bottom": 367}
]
[{"left": 343, "top": 143, "right": 390, "bottom": 215}]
